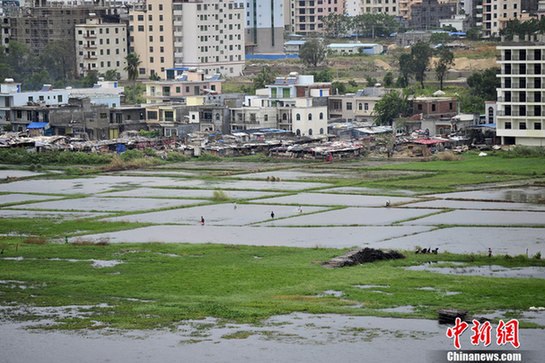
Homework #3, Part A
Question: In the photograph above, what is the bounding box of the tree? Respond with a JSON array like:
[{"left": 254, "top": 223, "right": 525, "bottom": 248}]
[
  {"left": 467, "top": 67, "right": 500, "bottom": 100},
  {"left": 40, "top": 40, "right": 75, "bottom": 81},
  {"left": 430, "top": 32, "right": 451, "bottom": 45},
  {"left": 124, "top": 53, "right": 142, "bottom": 104},
  {"left": 398, "top": 53, "right": 412, "bottom": 87},
  {"left": 373, "top": 91, "right": 411, "bottom": 126},
  {"left": 311, "top": 68, "right": 333, "bottom": 82},
  {"left": 434, "top": 47, "right": 454, "bottom": 90},
  {"left": 331, "top": 81, "right": 346, "bottom": 95},
  {"left": 102, "top": 69, "right": 120, "bottom": 81},
  {"left": 321, "top": 13, "right": 349, "bottom": 38},
  {"left": 410, "top": 42, "right": 432, "bottom": 88},
  {"left": 149, "top": 71, "right": 161, "bottom": 81},
  {"left": 253, "top": 67, "right": 277, "bottom": 89},
  {"left": 383, "top": 71, "right": 394, "bottom": 87},
  {"left": 299, "top": 39, "right": 326, "bottom": 68}
]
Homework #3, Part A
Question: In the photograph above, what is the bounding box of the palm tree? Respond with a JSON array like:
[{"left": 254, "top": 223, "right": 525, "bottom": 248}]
[{"left": 124, "top": 53, "right": 142, "bottom": 104}]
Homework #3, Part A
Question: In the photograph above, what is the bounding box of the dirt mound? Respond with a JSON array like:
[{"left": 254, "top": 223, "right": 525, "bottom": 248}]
[
  {"left": 430, "top": 56, "right": 497, "bottom": 71},
  {"left": 322, "top": 247, "right": 405, "bottom": 268},
  {"left": 375, "top": 59, "right": 394, "bottom": 71}
]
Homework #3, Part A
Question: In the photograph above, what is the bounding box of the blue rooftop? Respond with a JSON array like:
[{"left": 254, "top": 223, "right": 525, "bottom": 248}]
[{"left": 26, "top": 122, "right": 49, "bottom": 129}]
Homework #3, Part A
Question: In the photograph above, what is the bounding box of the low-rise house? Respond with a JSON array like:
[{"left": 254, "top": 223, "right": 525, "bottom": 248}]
[
  {"left": 412, "top": 96, "right": 458, "bottom": 119},
  {"left": 329, "top": 88, "right": 391, "bottom": 123},
  {"left": 144, "top": 70, "right": 223, "bottom": 104},
  {"left": 267, "top": 73, "right": 332, "bottom": 99},
  {"left": 11, "top": 97, "right": 110, "bottom": 140},
  {"left": 326, "top": 43, "right": 383, "bottom": 55},
  {"left": 0, "top": 81, "right": 68, "bottom": 128},
  {"left": 68, "top": 81, "right": 124, "bottom": 108}
]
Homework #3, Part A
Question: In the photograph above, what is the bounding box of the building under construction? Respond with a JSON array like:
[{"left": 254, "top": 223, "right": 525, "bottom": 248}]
[{"left": 2, "top": 0, "right": 123, "bottom": 74}]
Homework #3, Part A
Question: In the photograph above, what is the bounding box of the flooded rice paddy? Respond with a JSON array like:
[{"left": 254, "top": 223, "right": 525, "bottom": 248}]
[{"left": 1, "top": 164, "right": 545, "bottom": 362}]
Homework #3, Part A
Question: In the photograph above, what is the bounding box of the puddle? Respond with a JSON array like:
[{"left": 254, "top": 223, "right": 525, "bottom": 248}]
[
  {"left": 377, "top": 305, "right": 416, "bottom": 313},
  {"left": 1, "top": 257, "right": 123, "bottom": 269},
  {"left": 323, "top": 186, "right": 425, "bottom": 196},
  {"left": 13, "top": 197, "right": 206, "bottom": 212},
  {"left": 317, "top": 290, "right": 343, "bottom": 298},
  {"left": 377, "top": 227, "right": 545, "bottom": 256},
  {"left": 2, "top": 312, "right": 543, "bottom": 363},
  {"left": 81, "top": 225, "right": 431, "bottom": 247},
  {"left": 0, "top": 303, "right": 111, "bottom": 320},
  {"left": 405, "top": 264, "right": 545, "bottom": 279},
  {"left": 254, "top": 193, "right": 417, "bottom": 207},
  {"left": 102, "top": 204, "right": 328, "bottom": 226},
  {"left": 0, "top": 170, "right": 45, "bottom": 178},
  {"left": 413, "top": 287, "right": 461, "bottom": 296},
  {"left": 407, "top": 199, "right": 545, "bottom": 211},
  {"left": 353, "top": 285, "right": 390, "bottom": 289},
  {"left": 0, "top": 193, "right": 63, "bottom": 206},
  {"left": 428, "top": 187, "right": 545, "bottom": 203},
  {"left": 261, "top": 207, "right": 437, "bottom": 227},
  {"left": 0, "top": 210, "right": 107, "bottom": 220},
  {"left": 102, "top": 187, "right": 281, "bottom": 200},
  {"left": 403, "top": 209, "right": 545, "bottom": 227}
]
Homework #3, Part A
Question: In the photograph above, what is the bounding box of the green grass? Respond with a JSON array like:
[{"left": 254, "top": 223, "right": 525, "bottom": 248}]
[
  {"left": 376, "top": 153, "right": 545, "bottom": 176},
  {"left": 0, "top": 242, "right": 544, "bottom": 330},
  {"left": 0, "top": 218, "right": 151, "bottom": 238}
]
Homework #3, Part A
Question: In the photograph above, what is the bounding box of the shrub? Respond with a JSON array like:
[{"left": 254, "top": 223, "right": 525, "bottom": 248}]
[
  {"left": 120, "top": 149, "right": 144, "bottom": 161},
  {"left": 24, "top": 236, "right": 48, "bottom": 245},
  {"left": 533, "top": 252, "right": 541, "bottom": 260},
  {"left": 199, "top": 153, "right": 222, "bottom": 162},
  {"left": 212, "top": 190, "right": 229, "bottom": 201},
  {"left": 166, "top": 151, "right": 189, "bottom": 162},
  {"left": 434, "top": 151, "right": 462, "bottom": 161}
]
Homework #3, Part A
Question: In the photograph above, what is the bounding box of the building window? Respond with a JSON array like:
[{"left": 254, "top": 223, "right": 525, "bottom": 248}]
[
  {"left": 319, "top": 112, "right": 323, "bottom": 120},
  {"left": 296, "top": 113, "right": 301, "bottom": 121},
  {"left": 431, "top": 104, "right": 436, "bottom": 112},
  {"left": 358, "top": 103, "right": 362, "bottom": 111},
  {"left": 308, "top": 113, "right": 312, "bottom": 120},
  {"left": 308, "top": 128, "right": 313, "bottom": 136},
  {"left": 534, "top": 122, "right": 542, "bottom": 130},
  {"left": 505, "top": 122, "right": 511, "bottom": 129},
  {"left": 519, "top": 122, "right": 526, "bottom": 130},
  {"left": 346, "top": 102, "right": 352, "bottom": 110}
]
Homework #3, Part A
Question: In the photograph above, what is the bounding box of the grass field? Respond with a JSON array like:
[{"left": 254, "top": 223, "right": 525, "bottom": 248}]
[{"left": 1, "top": 241, "right": 544, "bottom": 330}]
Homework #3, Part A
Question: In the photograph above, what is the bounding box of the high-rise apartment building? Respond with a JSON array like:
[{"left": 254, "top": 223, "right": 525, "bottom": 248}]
[
  {"left": 345, "top": 0, "right": 399, "bottom": 16},
  {"left": 496, "top": 38, "right": 545, "bottom": 146},
  {"left": 129, "top": 0, "right": 245, "bottom": 78},
  {"left": 287, "top": 0, "right": 345, "bottom": 35},
  {"left": 75, "top": 17, "right": 128, "bottom": 79},
  {"left": 129, "top": 0, "right": 174, "bottom": 78},
  {"left": 245, "top": 0, "right": 284, "bottom": 53}
]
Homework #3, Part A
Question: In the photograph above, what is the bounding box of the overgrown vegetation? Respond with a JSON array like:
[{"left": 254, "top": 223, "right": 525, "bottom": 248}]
[{"left": 0, "top": 148, "right": 113, "bottom": 165}]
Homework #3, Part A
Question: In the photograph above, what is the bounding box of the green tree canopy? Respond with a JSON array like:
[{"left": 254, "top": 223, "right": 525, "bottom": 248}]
[
  {"left": 467, "top": 67, "right": 500, "bottom": 100},
  {"left": 373, "top": 91, "right": 411, "bottom": 126},
  {"left": 410, "top": 42, "right": 432, "bottom": 88},
  {"left": 299, "top": 40, "right": 326, "bottom": 68},
  {"left": 253, "top": 67, "right": 277, "bottom": 89},
  {"left": 434, "top": 47, "right": 454, "bottom": 90}
]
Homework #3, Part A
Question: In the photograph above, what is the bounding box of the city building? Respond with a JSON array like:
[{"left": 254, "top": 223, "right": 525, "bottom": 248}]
[
  {"left": 496, "top": 38, "right": 545, "bottom": 146},
  {"left": 67, "top": 80, "right": 124, "bottom": 108},
  {"left": 245, "top": 0, "right": 284, "bottom": 53},
  {"left": 267, "top": 73, "right": 332, "bottom": 99},
  {"left": 329, "top": 88, "right": 391, "bottom": 122},
  {"left": 129, "top": 0, "right": 245, "bottom": 78},
  {"left": 412, "top": 96, "right": 458, "bottom": 119},
  {"left": 143, "top": 71, "right": 223, "bottom": 104},
  {"left": 0, "top": 81, "right": 68, "bottom": 128},
  {"left": 3, "top": 0, "right": 120, "bottom": 73},
  {"left": 408, "top": 0, "right": 458, "bottom": 30},
  {"left": 326, "top": 43, "right": 383, "bottom": 55},
  {"left": 288, "top": 0, "right": 344, "bottom": 36},
  {"left": 129, "top": 0, "right": 174, "bottom": 78},
  {"left": 345, "top": 0, "right": 399, "bottom": 16},
  {"left": 75, "top": 17, "right": 128, "bottom": 79}
]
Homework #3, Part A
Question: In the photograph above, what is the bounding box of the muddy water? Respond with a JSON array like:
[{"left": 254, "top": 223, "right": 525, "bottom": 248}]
[
  {"left": 254, "top": 193, "right": 417, "bottom": 207},
  {"left": 1, "top": 313, "right": 543, "bottom": 363},
  {"left": 405, "top": 264, "right": 545, "bottom": 279}
]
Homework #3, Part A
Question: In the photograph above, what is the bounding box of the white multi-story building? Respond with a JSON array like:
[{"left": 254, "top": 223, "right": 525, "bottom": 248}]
[
  {"left": 496, "top": 39, "right": 545, "bottom": 146},
  {"left": 129, "top": 0, "right": 245, "bottom": 78},
  {"left": 346, "top": 0, "right": 400, "bottom": 16},
  {"left": 0, "top": 81, "right": 68, "bottom": 128},
  {"left": 245, "top": 0, "right": 284, "bottom": 53},
  {"left": 75, "top": 17, "right": 128, "bottom": 79}
]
